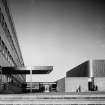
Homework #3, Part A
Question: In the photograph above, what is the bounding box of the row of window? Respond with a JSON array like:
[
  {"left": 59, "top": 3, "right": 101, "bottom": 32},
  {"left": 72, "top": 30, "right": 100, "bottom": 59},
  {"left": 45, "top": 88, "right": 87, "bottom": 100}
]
[
  {"left": 0, "top": 38, "right": 24, "bottom": 83},
  {"left": 1, "top": 0, "right": 24, "bottom": 66},
  {"left": 0, "top": 36, "right": 16, "bottom": 66},
  {"left": 0, "top": 7, "right": 21, "bottom": 66},
  {"left": 0, "top": 3, "right": 25, "bottom": 82},
  {"left": 0, "top": 7, "right": 15, "bottom": 50},
  {"left": 2, "top": 0, "right": 16, "bottom": 38}
]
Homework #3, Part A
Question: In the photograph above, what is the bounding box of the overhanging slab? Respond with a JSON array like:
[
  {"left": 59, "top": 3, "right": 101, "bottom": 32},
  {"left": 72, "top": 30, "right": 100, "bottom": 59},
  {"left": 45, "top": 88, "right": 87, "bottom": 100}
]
[{"left": 2, "top": 66, "right": 53, "bottom": 74}]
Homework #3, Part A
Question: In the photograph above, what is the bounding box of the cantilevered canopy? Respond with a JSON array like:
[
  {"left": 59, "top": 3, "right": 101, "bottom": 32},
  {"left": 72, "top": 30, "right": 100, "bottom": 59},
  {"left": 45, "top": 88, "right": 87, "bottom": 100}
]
[{"left": 1, "top": 66, "right": 53, "bottom": 74}]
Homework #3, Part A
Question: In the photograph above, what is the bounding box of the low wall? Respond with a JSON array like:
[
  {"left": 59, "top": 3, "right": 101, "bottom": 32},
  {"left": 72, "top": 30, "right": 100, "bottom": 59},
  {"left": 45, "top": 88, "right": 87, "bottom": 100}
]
[{"left": 65, "top": 77, "right": 88, "bottom": 92}]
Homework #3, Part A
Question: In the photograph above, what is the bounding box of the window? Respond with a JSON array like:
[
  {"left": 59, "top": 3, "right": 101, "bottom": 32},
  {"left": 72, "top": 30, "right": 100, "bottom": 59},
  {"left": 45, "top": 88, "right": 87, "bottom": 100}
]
[
  {"left": 0, "top": 7, "right": 2, "bottom": 23},
  {"left": 1, "top": 14, "right": 5, "bottom": 28}
]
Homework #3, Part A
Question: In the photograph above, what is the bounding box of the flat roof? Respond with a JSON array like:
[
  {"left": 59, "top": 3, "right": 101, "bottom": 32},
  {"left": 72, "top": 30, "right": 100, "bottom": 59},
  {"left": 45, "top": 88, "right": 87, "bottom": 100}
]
[{"left": 2, "top": 66, "right": 53, "bottom": 74}]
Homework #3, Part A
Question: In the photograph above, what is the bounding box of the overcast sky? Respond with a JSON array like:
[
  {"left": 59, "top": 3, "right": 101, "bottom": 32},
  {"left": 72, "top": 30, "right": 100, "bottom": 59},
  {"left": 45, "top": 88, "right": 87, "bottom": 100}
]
[{"left": 9, "top": 0, "right": 105, "bottom": 82}]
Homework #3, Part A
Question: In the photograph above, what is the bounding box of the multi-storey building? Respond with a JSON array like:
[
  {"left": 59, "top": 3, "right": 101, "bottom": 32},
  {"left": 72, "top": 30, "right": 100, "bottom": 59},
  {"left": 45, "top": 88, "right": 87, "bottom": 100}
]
[{"left": 0, "top": 0, "right": 26, "bottom": 93}]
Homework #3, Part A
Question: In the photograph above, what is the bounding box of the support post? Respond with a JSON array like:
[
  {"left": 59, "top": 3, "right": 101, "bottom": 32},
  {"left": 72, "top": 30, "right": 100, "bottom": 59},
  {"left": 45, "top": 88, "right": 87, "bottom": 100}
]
[
  {"left": 30, "top": 69, "right": 32, "bottom": 93},
  {"left": 0, "top": 67, "right": 2, "bottom": 83}
]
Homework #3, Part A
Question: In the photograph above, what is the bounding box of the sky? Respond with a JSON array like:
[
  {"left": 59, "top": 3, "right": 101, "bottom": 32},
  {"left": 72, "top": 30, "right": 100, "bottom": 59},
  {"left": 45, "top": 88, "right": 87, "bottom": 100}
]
[{"left": 9, "top": 0, "right": 105, "bottom": 82}]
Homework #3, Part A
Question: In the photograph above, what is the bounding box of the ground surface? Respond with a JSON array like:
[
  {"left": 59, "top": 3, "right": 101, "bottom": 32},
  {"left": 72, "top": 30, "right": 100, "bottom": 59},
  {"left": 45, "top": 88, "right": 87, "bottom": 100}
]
[{"left": 0, "top": 92, "right": 105, "bottom": 104}]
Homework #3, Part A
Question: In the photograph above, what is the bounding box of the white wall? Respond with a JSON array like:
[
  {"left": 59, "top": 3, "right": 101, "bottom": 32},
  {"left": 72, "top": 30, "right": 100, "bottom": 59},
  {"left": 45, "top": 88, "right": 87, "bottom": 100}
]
[
  {"left": 65, "top": 77, "right": 88, "bottom": 92},
  {"left": 94, "top": 77, "right": 105, "bottom": 91}
]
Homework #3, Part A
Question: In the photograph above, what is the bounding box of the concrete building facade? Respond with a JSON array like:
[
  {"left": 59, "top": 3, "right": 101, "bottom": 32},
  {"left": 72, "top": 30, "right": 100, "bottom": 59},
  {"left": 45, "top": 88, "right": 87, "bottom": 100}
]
[
  {"left": 65, "top": 77, "right": 88, "bottom": 92},
  {"left": 66, "top": 60, "right": 105, "bottom": 92},
  {"left": 57, "top": 60, "right": 105, "bottom": 92},
  {"left": 0, "top": 0, "right": 25, "bottom": 93}
]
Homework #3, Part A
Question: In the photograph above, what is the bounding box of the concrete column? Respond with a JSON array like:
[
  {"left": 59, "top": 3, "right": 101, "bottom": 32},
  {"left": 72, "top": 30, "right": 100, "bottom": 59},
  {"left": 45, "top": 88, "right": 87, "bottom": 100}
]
[
  {"left": 0, "top": 67, "right": 2, "bottom": 90},
  {"left": 30, "top": 69, "right": 32, "bottom": 93}
]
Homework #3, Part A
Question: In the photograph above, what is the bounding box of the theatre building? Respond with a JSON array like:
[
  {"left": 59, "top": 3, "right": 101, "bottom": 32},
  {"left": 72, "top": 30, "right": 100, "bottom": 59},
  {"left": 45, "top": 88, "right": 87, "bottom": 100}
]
[
  {"left": 57, "top": 60, "right": 105, "bottom": 92},
  {"left": 0, "top": 0, "right": 25, "bottom": 93}
]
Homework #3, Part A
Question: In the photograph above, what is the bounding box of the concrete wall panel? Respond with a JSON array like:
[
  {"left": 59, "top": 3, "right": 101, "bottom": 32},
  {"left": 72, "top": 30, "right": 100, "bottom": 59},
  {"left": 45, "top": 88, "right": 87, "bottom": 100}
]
[
  {"left": 93, "top": 60, "right": 105, "bottom": 77},
  {"left": 57, "top": 77, "right": 65, "bottom": 92},
  {"left": 94, "top": 77, "right": 105, "bottom": 91},
  {"left": 65, "top": 77, "right": 88, "bottom": 92}
]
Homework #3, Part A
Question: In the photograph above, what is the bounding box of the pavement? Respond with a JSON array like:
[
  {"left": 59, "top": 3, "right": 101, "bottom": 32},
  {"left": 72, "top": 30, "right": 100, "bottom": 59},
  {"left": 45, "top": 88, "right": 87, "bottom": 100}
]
[{"left": 0, "top": 92, "right": 105, "bottom": 104}]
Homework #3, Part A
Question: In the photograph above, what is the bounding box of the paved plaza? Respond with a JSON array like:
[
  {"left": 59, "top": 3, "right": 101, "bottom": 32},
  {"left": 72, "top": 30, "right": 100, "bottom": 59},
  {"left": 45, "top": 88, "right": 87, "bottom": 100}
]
[{"left": 0, "top": 92, "right": 105, "bottom": 104}]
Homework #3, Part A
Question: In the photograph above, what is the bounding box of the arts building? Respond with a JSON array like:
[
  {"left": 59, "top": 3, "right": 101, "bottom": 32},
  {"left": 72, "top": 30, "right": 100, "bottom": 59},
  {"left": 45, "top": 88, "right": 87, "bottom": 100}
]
[{"left": 57, "top": 59, "right": 105, "bottom": 92}]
